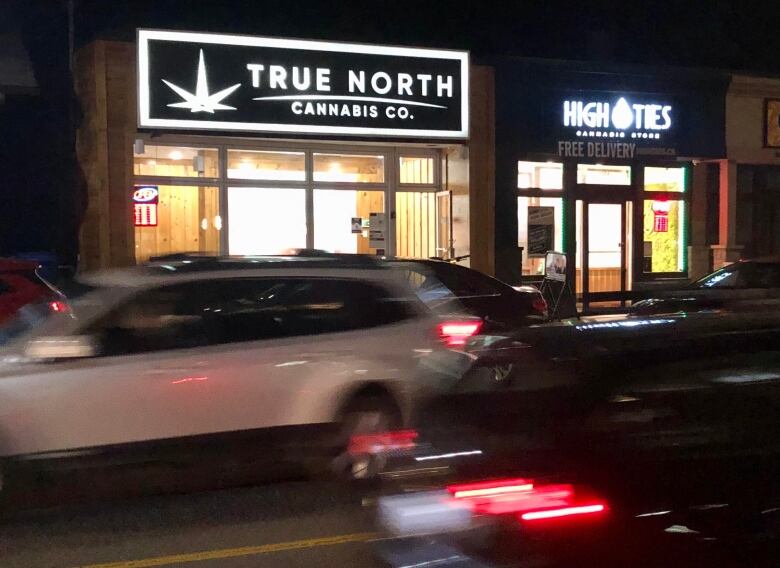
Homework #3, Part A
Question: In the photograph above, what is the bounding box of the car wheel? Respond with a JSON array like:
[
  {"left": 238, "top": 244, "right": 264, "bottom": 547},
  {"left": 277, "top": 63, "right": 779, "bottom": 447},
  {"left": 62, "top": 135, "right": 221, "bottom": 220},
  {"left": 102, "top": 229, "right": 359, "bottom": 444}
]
[
  {"left": 334, "top": 396, "right": 401, "bottom": 482},
  {"left": 491, "top": 363, "right": 514, "bottom": 383}
]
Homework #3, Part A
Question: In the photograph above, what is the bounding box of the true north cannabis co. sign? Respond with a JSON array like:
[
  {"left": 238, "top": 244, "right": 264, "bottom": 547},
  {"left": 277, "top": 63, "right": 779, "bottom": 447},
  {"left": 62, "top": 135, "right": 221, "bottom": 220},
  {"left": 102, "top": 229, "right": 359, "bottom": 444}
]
[{"left": 138, "top": 29, "right": 469, "bottom": 138}]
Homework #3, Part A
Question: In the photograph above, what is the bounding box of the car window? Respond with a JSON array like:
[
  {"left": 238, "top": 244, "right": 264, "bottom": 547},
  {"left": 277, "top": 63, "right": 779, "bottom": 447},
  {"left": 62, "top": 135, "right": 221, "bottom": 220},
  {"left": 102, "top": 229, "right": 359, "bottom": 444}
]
[
  {"left": 203, "top": 278, "right": 418, "bottom": 343},
  {"left": 433, "top": 265, "right": 503, "bottom": 297},
  {"left": 696, "top": 265, "right": 742, "bottom": 289},
  {"left": 87, "top": 277, "right": 418, "bottom": 356},
  {"left": 86, "top": 283, "right": 211, "bottom": 356},
  {"left": 392, "top": 262, "right": 502, "bottom": 304},
  {"left": 739, "top": 263, "right": 780, "bottom": 288}
]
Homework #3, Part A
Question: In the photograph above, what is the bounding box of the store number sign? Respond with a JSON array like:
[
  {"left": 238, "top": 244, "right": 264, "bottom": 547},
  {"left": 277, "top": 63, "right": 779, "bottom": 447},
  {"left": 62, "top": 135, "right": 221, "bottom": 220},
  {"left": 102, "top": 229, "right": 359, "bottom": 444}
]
[{"left": 138, "top": 29, "right": 469, "bottom": 138}]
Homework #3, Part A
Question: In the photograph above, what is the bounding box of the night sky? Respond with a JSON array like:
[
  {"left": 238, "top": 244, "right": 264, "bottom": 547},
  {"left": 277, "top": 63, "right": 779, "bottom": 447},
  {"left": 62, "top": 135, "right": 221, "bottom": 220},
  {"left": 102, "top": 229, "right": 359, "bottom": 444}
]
[{"left": 4, "top": 0, "right": 780, "bottom": 267}]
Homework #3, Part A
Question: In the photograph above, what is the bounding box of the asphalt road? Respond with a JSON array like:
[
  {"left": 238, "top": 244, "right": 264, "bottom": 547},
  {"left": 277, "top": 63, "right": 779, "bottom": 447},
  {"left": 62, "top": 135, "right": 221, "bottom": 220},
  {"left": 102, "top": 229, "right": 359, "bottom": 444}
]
[{"left": 0, "top": 464, "right": 386, "bottom": 568}]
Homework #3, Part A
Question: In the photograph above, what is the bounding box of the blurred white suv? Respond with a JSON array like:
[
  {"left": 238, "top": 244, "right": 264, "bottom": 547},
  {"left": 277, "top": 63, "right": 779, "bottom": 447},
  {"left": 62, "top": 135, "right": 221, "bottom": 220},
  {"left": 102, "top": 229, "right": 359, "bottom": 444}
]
[{"left": 0, "top": 255, "right": 474, "bottom": 483}]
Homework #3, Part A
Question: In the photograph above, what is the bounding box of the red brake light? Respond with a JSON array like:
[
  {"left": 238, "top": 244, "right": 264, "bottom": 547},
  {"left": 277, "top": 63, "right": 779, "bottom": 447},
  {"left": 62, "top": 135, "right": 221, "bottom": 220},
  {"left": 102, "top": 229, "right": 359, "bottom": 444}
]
[
  {"left": 532, "top": 296, "right": 548, "bottom": 315},
  {"left": 438, "top": 320, "right": 482, "bottom": 346},
  {"left": 347, "top": 430, "right": 418, "bottom": 456},
  {"left": 447, "top": 478, "right": 607, "bottom": 521},
  {"left": 49, "top": 300, "right": 70, "bottom": 314}
]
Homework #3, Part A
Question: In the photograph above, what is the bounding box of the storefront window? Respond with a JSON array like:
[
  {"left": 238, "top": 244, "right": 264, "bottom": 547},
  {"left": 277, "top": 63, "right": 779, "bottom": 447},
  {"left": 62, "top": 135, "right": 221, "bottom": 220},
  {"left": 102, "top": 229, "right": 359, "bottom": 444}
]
[
  {"left": 227, "top": 187, "right": 306, "bottom": 255},
  {"left": 134, "top": 186, "right": 220, "bottom": 263},
  {"left": 518, "top": 161, "right": 563, "bottom": 189},
  {"left": 133, "top": 145, "right": 218, "bottom": 177},
  {"left": 643, "top": 199, "right": 685, "bottom": 273},
  {"left": 396, "top": 192, "right": 438, "bottom": 258},
  {"left": 644, "top": 166, "right": 685, "bottom": 192},
  {"left": 313, "top": 154, "right": 385, "bottom": 183},
  {"left": 518, "top": 196, "right": 564, "bottom": 276},
  {"left": 314, "top": 189, "right": 385, "bottom": 253},
  {"left": 227, "top": 150, "right": 305, "bottom": 181},
  {"left": 399, "top": 156, "right": 435, "bottom": 184},
  {"left": 577, "top": 164, "right": 631, "bottom": 185}
]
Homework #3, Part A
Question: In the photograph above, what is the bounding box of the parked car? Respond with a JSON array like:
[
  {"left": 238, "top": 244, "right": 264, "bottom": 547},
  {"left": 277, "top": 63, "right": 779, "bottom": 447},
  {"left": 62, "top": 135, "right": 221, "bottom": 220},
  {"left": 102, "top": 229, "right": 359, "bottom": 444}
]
[
  {"left": 0, "top": 259, "right": 58, "bottom": 324},
  {"left": 631, "top": 256, "right": 780, "bottom": 315},
  {"left": 0, "top": 255, "right": 475, "bottom": 487},
  {"left": 375, "top": 309, "right": 780, "bottom": 566},
  {"left": 387, "top": 259, "right": 547, "bottom": 382}
]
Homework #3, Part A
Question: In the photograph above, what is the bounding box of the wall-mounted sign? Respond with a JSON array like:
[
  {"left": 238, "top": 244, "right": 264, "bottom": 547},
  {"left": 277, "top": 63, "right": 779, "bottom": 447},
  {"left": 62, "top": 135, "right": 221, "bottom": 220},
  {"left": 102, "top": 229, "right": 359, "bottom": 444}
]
[
  {"left": 562, "top": 96, "right": 673, "bottom": 140},
  {"left": 527, "top": 206, "right": 555, "bottom": 257},
  {"left": 765, "top": 99, "right": 780, "bottom": 147},
  {"left": 138, "top": 29, "right": 469, "bottom": 138},
  {"left": 133, "top": 185, "right": 159, "bottom": 227}
]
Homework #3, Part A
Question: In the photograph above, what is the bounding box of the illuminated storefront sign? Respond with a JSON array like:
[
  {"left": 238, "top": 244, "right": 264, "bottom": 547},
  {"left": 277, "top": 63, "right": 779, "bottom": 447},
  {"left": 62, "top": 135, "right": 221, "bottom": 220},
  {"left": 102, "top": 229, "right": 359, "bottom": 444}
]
[
  {"left": 556, "top": 94, "right": 676, "bottom": 157},
  {"left": 562, "top": 97, "right": 673, "bottom": 138},
  {"left": 133, "top": 185, "right": 159, "bottom": 227},
  {"left": 138, "top": 29, "right": 469, "bottom": 138}
]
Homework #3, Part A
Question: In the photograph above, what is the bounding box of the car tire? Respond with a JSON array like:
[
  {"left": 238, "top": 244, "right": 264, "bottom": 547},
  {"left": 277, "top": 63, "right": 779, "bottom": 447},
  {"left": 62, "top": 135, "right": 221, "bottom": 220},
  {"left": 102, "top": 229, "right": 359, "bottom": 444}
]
[{"left": 333, "top": 395, "right": 401, "bottom": 482}]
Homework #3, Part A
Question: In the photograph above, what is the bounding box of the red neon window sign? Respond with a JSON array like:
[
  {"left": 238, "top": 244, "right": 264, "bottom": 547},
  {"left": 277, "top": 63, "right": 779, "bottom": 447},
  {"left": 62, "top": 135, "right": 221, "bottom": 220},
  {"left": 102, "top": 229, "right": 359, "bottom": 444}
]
[
  {"left": 651, "top": 200, "right": 670, "bottom": 233},
  {"left": 133, "top": 186, "right": 159, "bottom": 227}
]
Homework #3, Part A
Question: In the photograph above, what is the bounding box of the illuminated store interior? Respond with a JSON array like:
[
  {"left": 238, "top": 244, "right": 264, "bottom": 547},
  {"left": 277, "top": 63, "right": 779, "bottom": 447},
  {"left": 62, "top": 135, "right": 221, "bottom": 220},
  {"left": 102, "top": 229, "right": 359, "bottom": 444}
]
[{"left": 132, "top": 142, "right": 450, "bottom": 263}]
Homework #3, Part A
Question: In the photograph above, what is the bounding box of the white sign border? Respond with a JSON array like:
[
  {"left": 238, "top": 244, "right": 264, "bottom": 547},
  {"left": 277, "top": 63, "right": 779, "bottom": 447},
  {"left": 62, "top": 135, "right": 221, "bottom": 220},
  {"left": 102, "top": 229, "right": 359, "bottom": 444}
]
[{"left": 137, "top": 29, "right": 469, "bottom": 139}]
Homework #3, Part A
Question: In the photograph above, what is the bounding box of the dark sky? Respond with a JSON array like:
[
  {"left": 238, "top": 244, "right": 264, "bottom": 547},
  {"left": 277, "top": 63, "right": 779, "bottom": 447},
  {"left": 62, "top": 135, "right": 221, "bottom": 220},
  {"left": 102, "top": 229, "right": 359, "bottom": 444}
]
[{"left": 70, "top": 0, "right": 780, "bottom": 74}]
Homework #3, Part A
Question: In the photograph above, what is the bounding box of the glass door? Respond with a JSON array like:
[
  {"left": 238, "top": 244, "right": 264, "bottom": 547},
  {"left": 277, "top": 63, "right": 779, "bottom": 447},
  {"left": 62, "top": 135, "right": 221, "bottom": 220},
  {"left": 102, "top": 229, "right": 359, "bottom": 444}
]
[{"left": 576, "top": 200, "right": 629, "bottom": 306}]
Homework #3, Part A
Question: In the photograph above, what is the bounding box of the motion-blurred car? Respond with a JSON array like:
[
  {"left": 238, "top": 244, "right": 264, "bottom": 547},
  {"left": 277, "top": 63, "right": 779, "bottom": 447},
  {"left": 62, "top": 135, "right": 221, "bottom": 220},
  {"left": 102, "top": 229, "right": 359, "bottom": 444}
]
[
  {"left": 0, "top": 259, "right": 57, "bottom": 324},
  {"left": 389, "top": 259, "right": 547, "bottom": 328},
  {"left": 632, "top": 256, "right": 780, "bottom": 315},
  {"left": 0, "top": 255, "right": 474, "bottom": 487},
  {"left": 375, "top": 310, "right": 780, "bottom": 567},
  {"left": 388, "top": 259, "right": 547, "bottom": 382}
]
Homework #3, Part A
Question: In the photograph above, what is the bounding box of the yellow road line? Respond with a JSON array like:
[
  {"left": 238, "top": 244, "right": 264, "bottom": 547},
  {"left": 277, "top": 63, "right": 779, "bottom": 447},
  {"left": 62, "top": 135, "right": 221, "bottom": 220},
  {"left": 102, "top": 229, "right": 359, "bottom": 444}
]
[{"left": 78, "top": 532, "right": 377, "bottom": 568}]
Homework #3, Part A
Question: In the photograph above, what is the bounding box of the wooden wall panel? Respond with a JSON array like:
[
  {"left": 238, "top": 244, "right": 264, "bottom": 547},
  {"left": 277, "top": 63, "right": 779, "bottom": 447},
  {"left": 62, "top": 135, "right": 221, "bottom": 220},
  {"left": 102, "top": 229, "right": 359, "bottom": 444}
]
[
  {"left": 74, "top": 41, "right": 136, "bottom": 272},
  {"left": 468, "top": 65, "right": 496, "bottom": 275}
]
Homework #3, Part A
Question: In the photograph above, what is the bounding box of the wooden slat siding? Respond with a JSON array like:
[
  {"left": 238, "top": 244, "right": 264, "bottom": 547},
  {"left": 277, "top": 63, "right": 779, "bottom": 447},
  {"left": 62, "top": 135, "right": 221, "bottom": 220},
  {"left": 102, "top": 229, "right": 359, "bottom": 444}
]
[
  {"left": 468, "top": 65, "right": 496, "bottom": 275},
  {"left": 104, "top": 42, "right": 136, "bottom": 268},
  {"left": 421, "top": 193, "right": 428, "bottom": 258},
  {"left": 428, "top": 192, "right": 437, "bottom": 257},
  {"left": 74, "top": 42, "right": 110, "bottom": 272},
  {"left": 75, "top": 40, "right": 136, "bottom": 271},
  {"left": 205, "top": 187, "right": 220, "bottom": 253},
  {"left": 396, "top": 193, "right": 407, "bottom": 257},
  {"left": 587, "top": 268, "right": 621, "bottom": 293}
]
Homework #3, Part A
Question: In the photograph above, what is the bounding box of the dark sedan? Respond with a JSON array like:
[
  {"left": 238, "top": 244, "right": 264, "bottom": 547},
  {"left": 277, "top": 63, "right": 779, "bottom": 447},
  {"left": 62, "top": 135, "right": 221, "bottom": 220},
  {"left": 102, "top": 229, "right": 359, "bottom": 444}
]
[
  {"left": 375, "top": 309, "right": 780, "bottom": 567},
  {"left": 388, "top": 259, "right": 547, "bottom": 330},
  {"left": 632, "top": 257, "right": 780, "bottom": 315}
]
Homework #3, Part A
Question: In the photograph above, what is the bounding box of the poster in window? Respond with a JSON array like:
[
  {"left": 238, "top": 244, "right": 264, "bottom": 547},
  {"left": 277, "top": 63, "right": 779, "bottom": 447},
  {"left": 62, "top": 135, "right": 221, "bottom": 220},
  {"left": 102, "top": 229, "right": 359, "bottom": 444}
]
[
  {"left": 765, "top": 99, "right": 780, "bottom": 147},
  {"left": 369, "top": 212, "right": 386, "bottom": 249},
  {"left": 527, "top": 206, "right": 555, "bottom": 257}
]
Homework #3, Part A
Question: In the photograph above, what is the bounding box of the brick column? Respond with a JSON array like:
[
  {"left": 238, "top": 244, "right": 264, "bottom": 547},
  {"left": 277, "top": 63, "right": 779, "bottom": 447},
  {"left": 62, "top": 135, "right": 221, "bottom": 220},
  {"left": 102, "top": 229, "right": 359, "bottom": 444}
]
[{"left": 710, "top": 159, "right": 743, "bottom": 268}]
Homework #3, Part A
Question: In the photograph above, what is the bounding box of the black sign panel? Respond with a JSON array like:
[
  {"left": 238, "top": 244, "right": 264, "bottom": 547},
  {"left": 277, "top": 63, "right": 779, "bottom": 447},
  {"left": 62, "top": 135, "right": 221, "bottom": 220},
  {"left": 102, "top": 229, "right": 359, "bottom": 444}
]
[{"left": 138, "top": 30, "right": 469, "bottom": 138}]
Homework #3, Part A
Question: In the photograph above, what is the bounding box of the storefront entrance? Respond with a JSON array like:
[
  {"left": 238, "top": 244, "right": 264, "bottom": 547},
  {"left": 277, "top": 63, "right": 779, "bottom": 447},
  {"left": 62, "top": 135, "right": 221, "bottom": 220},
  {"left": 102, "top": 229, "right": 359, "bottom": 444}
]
[
  {"left": 132, "top": 141, "right": 451, "bottom": 263},
  {"left": 517, "top": 161, "right": 689, "bottom": 310}
]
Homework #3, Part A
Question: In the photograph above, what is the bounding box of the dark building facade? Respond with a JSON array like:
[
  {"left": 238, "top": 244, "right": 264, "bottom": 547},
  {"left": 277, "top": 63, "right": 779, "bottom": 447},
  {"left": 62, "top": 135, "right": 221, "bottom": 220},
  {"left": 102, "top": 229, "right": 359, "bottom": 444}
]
[{"left": 492, "top": 59, "right": 729, "bottom": 308}]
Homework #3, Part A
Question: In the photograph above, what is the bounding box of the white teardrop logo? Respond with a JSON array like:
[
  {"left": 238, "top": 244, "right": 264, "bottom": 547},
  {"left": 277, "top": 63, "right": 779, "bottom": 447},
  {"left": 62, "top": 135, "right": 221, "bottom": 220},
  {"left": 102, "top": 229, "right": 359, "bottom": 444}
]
[{"left": 611, "top": 97, "right": 634, "bottom": 130}]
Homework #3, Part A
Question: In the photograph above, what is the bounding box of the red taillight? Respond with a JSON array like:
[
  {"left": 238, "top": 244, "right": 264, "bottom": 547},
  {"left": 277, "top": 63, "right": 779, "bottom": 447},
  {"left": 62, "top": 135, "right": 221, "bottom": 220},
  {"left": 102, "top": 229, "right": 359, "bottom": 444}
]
[
  {"left": 438, "top": 320, "right": 482, "bottom": 346},
  {"left": 532, "top": 295, "right": 548, "bottom": 315},
  {"left": 347, "top": 430, "right": 418, "bottom": 456},
  {"left": 447, "top": 478, "right": 607, "bottom": 521},
  {"left": 49, "top": 300, "right": 70, "bottom": 314}
]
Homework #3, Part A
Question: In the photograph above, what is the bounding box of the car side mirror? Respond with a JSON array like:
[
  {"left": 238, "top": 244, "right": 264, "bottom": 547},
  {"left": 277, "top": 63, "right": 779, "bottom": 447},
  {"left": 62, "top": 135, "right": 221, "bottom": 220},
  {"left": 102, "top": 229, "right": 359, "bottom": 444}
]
[{"left": 24, "top": 335, "right": 98, "bottom": 360}]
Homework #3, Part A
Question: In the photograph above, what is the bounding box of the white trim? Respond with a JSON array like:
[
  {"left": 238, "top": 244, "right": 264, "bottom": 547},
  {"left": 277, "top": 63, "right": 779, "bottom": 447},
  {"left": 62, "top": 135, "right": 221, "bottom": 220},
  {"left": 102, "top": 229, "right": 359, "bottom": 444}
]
[
  {"left": 136, "top": 29, "right": 469, "bottom": 139},
  {"left": 252, "top": 95, "right": 447, "bottom": 109}
]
